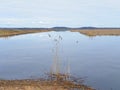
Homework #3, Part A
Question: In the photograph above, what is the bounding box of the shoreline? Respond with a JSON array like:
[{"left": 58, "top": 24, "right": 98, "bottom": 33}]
[
  {"left": 0, "top": 29, "right": 51, "bottom": 37},
  {"left": 71, "top": 29, "right": 120, "bottom": 36},
  {"left": 0, "top": 79, "right": 94, "bottom": 90},
  {"left": 1, "top": 29, "right": 120, "bottom": 37}
]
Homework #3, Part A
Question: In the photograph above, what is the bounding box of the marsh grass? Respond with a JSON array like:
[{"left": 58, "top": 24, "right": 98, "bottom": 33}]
[
  {"left": 71, "top": 29, "right": 120, "bottom": 37},
  {"left": 0, "top": 73, "right": 94, "bottom": 90},
  {"left": 1, "top": 29, "right": 120, "bottom": 37},
  {"left": 0, "top": 29, "right": 50, "bottom": 37},
  {"left": 0, "top": 29, "right": 97, "bottom": 90}
]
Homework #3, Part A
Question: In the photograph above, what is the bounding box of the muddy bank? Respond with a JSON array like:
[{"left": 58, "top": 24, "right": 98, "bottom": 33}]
[
  {"left": 0, "top": 80, "right": 67, "bottom": 90},
  {"left": 0, "top": 79, "right": 94, "bottom": 90},
  {"left": 0, "top": 86, "right": 66, "bottom": 90}
]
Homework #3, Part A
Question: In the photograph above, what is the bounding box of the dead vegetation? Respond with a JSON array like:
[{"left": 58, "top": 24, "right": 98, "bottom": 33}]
[
  {"left": 1, "top": 29, "right": 120, "bottom": 37},
  {"left": 0, "top": 73, "right": 94, "bottom": 90},
  {"left": 71, "top": 29, "right": 120, "bottom": 37},
  {"left": 0, "top": 29, "right": 96, "bottom": 90},
  {"left": 0, "top": 29, "right": 50, "bottom": 37}
]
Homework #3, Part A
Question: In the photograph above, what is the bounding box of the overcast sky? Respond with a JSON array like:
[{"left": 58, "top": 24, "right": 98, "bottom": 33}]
[{"left": 0, "top": 0, "right": 120, "bottom": 28}]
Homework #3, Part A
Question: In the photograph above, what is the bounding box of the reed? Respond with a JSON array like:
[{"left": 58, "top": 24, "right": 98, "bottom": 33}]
[
  {"left": 0, "top": 74, "right": 94, "bottom": 90},
  {"left": 0, "top": 29, "right": 50, "bottom": 37},
  {"left": 71, "top": 29, "right": 120, "bottom": 36}
]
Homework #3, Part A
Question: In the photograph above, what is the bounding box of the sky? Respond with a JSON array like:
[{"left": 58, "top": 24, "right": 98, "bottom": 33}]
[{"left": 0, "top": 0, "right": 120, "bottom": 28}]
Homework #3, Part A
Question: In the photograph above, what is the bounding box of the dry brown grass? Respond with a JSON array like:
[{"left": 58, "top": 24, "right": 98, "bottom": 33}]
[
  {"left": 0, "top": 79, "right": 94, "bottom": 90},
  {"left": 0, "top": 80, "right": 66, "bottom": 90},
  {"left": 0, "top": 29, "right": 50, "bottom": 37},
  {"left": 71, "top": 29, "right": 120, "bottom": 36},
  {"left": 0, "top": 86, "right": 67, "bottom": 90}
]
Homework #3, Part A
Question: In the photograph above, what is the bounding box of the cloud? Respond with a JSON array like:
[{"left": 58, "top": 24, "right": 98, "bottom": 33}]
[
  {"left": 0, "top": 0, "right": 120, "bottom": 27},
  {"left": 0, "top": 18, "right": 44, "bottom": 27},
  {"left": 0, "top": 17, "right": 58, "bottom": 27}
]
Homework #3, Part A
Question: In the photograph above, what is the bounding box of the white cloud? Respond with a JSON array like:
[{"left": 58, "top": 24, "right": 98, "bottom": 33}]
[{"left": 0, "top": 0, "right": 120, "bottom": 27}]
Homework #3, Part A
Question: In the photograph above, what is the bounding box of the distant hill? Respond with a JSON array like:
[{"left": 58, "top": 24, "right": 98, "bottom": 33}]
[
  {"left": 52, "top": 27, "right": 70, "bottom": 30},
  {"left": 79, "top": 27, "right": 97, "bottom": 29},
  {"left": 0, "top": 27, "right": 120, "bottom": 31}
]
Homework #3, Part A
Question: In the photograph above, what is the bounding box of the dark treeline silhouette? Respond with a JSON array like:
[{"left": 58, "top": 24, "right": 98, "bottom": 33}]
[{"left": 1, "top": 27, "right": 120, "bottom": 31}]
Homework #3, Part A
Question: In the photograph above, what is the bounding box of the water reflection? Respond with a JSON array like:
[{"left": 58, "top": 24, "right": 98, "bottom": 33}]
[
  {"left": 0, "top": 31, "right": 120, "bottom": 90},
  {"left": 0, "top": 32, "right": 94, "bottom": 90},
  {"left": 46, "top": 34, "right": 94, "bottom": 90},
  {"left": 71, "top": 29, "right": 120, "bottom": 37}
]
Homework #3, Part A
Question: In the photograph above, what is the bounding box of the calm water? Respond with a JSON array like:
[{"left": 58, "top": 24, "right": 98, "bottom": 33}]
[{"left": 0, "top": 31, "right": 120, "bottom": 90}]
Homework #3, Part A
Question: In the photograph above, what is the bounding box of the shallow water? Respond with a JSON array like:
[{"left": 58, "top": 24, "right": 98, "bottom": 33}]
[{"left": 0, "top": 31, "right": 120, "bottom": 90}]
